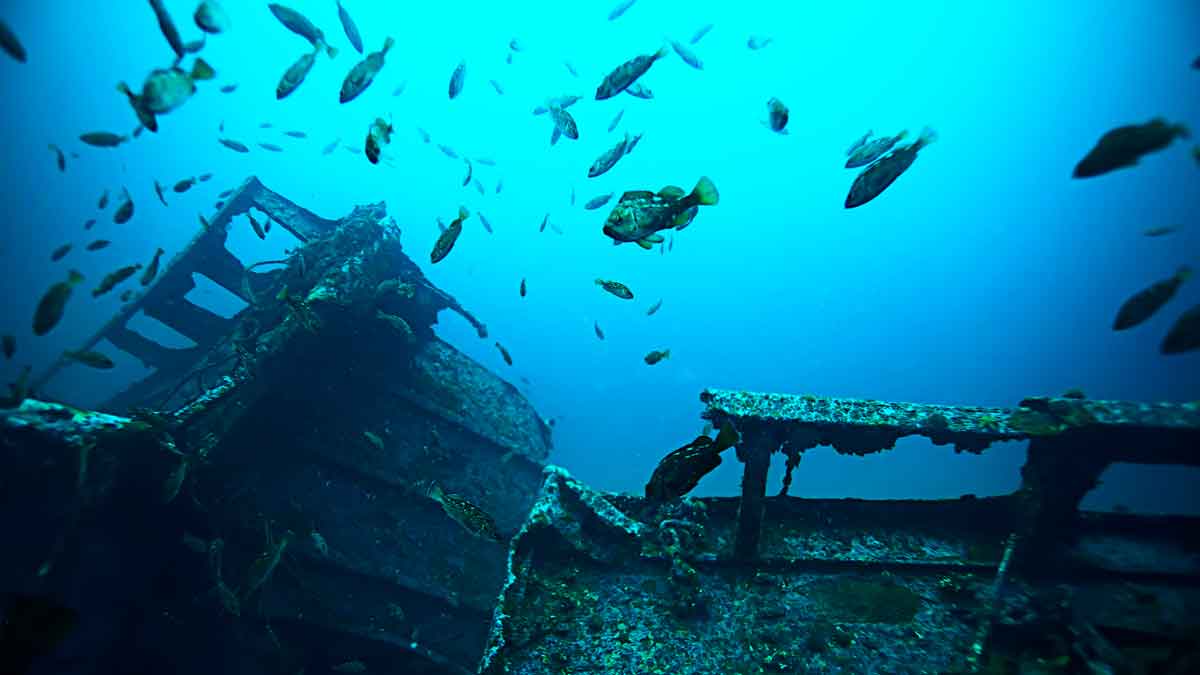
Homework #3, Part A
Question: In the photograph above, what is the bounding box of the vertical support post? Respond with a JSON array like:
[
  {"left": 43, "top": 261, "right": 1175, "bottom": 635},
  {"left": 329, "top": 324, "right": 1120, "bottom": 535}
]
[
  {"left": 733, "top": 430, "right": 774, "bottom": 561},
  {"left": 1015, "top": 434, "right": 1109, "bottom": 564}
]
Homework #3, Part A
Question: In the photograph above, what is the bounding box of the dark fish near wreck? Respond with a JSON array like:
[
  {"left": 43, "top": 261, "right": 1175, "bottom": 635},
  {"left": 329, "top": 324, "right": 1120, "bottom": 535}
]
[
  {"left": 690, "top": 23, "right": 713, "bottom": 44},
  {"left": 340, "top": 37, "right": 394, "bottom": 103},
  {"left": 113, "top": 189, "right": 134, "bottom": 224},
  {"left": 365, "top": 117, "right": 392, "bottom": 164},
  {"left": 153, "top": 179, "right": 168, "bottom": 205},
  {"left": 845, "top": 130, "right": 907, "bottom": 168},
  {"left": 594, "top": 321, "right": 605, "bottom": 340},
  {"left": 595, "top": 278, "right": 633, "bottom": 299},
  {"left": 247, "top": 212, "right": 266, "bottom": 240},
  {"left": 437, "top": 144, "right": 459, "bottom": 159},
  {"left": 98, "top": 189, "right": 109, "bottom": 209},
  {"left": 596, "top": 47, "right": 667, "bottom": 100},
  {"left": 93, "top": 265, "right": 142, "bottom": 298},
  {"left": 141, "top": 248, "right": 164, "bottom": 285},
  {"left": 624, "top": 82, "right": 653, "bottom": 99},
  {"left": 118, "top": 59, "right": 215, "bottom": 133},
  {"left": 585, "top": 193, "right": 614, "bottom": 210},
  {"left": 448, "top": 60, "right": 466, "bottom": 99},
  {"left": 85, "top": 240, "right": 110, "bottom": 251},
  {"left": 646, "top": 298, "right": 663, "bottom": 316},
  {"left": 489, "top": 79, "right": 504, "bottom": 94},
  {"left": 219, "top": 83, "right": 237, "bottom": 93},
  {"left": 494, "top": 342, "right": 513, "bottom": 366},
  {"left": 283, "top": 130, "right": 306, "bottom": 139},
  {"left": 336, "top": 0, "right": 363, "bottom": 54},
  {"left": 643, "top": 349, "right": 670, "bottom": 365},
  {"left": 1073, "top": 118, "right": 1190, "bottom": 178},
  {"left": 258, "top": 142, "right": 284, "bottom": 152},
  {"left": 645, "top": 422, "right": 739, "bottom": 501},
  {"left": 764, "top": 97, "right": 789, "bottom": 134},
  {"left": 603, "top": 177, "right": 719, "bottom": 248},
  {"left": 846, "top": 129, "right": 873, "bottom": 156},
  {"left": 268, "top": 4, "right": 338, "bottom": 57},
  {"left": 148, "top": 0, "right": 187, "bottom": 60},
  {"left": 0, "top": 18, "right": 27, "bottom": 63},
  {"left": 277, "top": 49, "right": 318, "bottom": 99},
  {"left": 50, "top": 243, "right": 72, "bottom": 262},
  {"left": 479, "top": 212, "right": 493, "bottom": 234},
  {"left": 64, "top": 349, "right": 115, "bottom": 369},
  {"left": 1, "top": 335, "right": 13, "bottom": 360},
  {"left": 588, "top": 132, "right": 631, "bottom": 178},
  {"left": 519, "top": 277, "right": 527, "bottom": 297},
  {"left": 219, "top": 138, "right": 249, "bottom": 153},
  {"left": 1113, "top": 267, "right": 1191, "bottom": 330},
  {"left": 322, "top": 138, "right": 340, "bottom": 155},
  {"left": 430, "top": 207, "right": 469, "bottom": 263},
  {"left": 84, "top": 218, "right": 95, "bottom": 230},
  {"left": 607, "top": 109, "right": 625, "bottom": 132},
  {"left": 33, "top": 270, "right": 83, "bottom": 335},
  {"left": 194, "top": 1, "right": 230, "bottom": 34},
  {"left": 1143, "top": 225, "right": 1180, "bottom": 237},
  {"left": 669, "top": 39, "right": 703, "bottom": 70},
  {"left": 845, "top": 127, "right": 937, "bottom": 209},
  {"left": 428, "top": 483, "right": 504, "bottom": 541},
  {"left": 1162, "top": 305, "right": 1200, "bottom": 355},
  {"left": 173, "top": 177, "right": 196, "bottom": 193},
  {"left": 80, "top": 132, "right": 127, "bottom": 147},
  {"left": 608, "top": 0, "right": 637, "bottom": 21},
  {"left": 49, "top": 144, "right": 65, "bottom": 171}
]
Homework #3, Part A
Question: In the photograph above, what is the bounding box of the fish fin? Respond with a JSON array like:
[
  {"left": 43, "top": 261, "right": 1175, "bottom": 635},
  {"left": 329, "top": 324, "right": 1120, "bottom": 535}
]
[
  {"left": 624, "top": 190, "right": 655, "bottom": 199},
  {"left": 673, "top": 206, "right": 698, "bottom": 229},
  {"left": 658, "top": 185, "right": 686, "bottom": 199},
  {"left": 713, "top": 421, "right": 740, "bottom": 452},
  {"left": 688, "top": 176, "right": 719, "bottom": 206},
  {"left": 646, "top": 234, "right": 665, "bottom": 243},
  {"left": 190, "top": 58, "right": 216, "bottom": 81},
  {"left": 636, "top": 239, "right": 654, "bottom": 250}
]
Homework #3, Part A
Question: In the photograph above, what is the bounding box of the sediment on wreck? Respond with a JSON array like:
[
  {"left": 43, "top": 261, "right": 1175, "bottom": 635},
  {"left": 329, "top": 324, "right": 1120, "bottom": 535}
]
[
  {"left": 481, "top": 391, "right": 1200, "bottom": 675},
  {"left": 2, "top": 178, "right": 549, "bottom": 675}
]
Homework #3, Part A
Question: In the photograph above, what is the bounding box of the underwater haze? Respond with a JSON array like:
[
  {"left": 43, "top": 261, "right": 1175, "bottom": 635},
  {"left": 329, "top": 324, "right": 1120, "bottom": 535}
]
[{"left": 1, "top": 1, "right": 1199, "bottom": 511}]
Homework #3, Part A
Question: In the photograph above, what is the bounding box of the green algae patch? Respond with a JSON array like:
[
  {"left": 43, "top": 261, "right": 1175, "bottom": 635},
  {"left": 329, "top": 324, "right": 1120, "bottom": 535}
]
[{"left": 809, "top": 578, "right": 922, "bottom": 623}]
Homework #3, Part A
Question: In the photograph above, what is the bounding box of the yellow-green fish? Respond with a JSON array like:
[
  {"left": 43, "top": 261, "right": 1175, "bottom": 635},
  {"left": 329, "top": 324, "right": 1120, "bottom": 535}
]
[
  {"left": 430, "top": 206, "right": 469, "bottom": 263},
  {"left": 33, "top": 270, "right": 84, "bottom": 335},
  {"left": 427, "top": 482, "right": 503, "bottom": 542},
  {"left": 644, "top": 348, "right": 670, "bottom": 365},
  {"left": 64, "top": 349, "right": 115, "bottom": 369},
  {"left": 595, "top": 278, "right": 633, "bottom": 299},
  {"left": 93, "top": 264, "right": 142, "bottom": 298}
]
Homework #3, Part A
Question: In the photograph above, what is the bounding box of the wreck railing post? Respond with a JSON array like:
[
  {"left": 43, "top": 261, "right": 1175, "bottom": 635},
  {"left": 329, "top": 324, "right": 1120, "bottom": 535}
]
[{"left": 733, "top": 429, "right": 775, "bottom": 561}]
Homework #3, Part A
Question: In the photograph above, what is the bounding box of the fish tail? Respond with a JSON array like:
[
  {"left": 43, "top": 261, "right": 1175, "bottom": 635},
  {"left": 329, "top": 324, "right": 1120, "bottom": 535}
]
[
  {"left": 915, "top": 126, "right": 938, "bottom": 149},
  {"left": 1175, "top": 124, "right": 1191, "bottom": 140},
  {"left": 713, "top": 421, "right": 740, "bottom": 452},
  {"left": 458, "top": 206, "right": 470, "bottom": 220},
  {"left": 896, "top": 129, "right": 910, "bottom": 141},
  {"left": 190, "top": 58, "right": 216, "bottom": 81},
  {"left": 427, "top": 482, "right": 445, "bottom": 503},
  {"left": 1178, "top": 266, "right": 1193, "bottom": 282},
  {"left": 382, "top": 36, "right": 395, "bottom": 53},
  {"left": 661, "top": 349, "right": 670, "bottom": 360},
  {"left": 689, "top": 176, "right": 719, "bottom": 206},
  {"left": 325, "top": 42, "right": 339, "bottom": 59},
  {"left": 67, "top": 270, "right": 84, "bottom": 285}
]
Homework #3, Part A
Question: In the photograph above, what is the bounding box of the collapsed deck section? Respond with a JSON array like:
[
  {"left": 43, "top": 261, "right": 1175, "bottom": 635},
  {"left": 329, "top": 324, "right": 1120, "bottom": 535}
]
[
  {"left": 3, "top": 181, "right": 549, "bottom": 675},
  {"left": 480, "top": 467, "right": 1200, "bottom": 675}
]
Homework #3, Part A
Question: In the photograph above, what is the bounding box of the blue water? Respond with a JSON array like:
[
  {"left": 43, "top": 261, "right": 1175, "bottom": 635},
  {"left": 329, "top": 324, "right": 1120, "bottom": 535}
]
[{"left": 2, "top": 1, "right": 1198, "bottom": 510}]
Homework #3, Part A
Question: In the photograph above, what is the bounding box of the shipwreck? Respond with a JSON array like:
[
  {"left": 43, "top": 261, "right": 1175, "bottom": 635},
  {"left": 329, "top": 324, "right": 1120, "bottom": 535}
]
[{"left": 2, "top": 179, "right": 1199, "bottom": 675}]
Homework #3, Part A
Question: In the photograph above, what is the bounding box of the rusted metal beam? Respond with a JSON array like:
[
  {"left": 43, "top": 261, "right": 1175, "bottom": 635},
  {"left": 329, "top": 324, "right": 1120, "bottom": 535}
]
[{"left": 733, "top": 428, "right": 777, "bottom": 560}]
